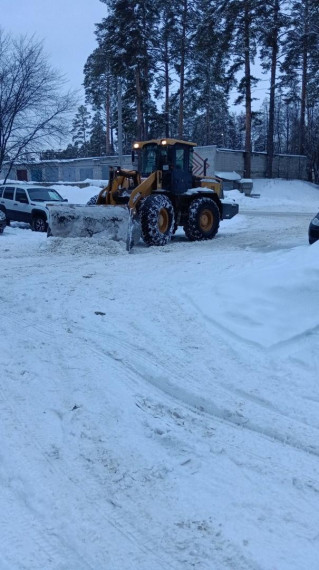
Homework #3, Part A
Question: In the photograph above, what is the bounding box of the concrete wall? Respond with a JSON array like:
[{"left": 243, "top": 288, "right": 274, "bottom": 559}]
[
  {"left": 1, "top": 146, "right": 307, "bottom": 183},
  {"left": 194, "top": 147, "right": 307, "bottom": 180}
]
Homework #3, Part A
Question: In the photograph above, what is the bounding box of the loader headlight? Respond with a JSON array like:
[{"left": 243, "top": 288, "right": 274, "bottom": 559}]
[
  {"left": 161, "top": 140, "right": 167, "bottom": 145},
  {"left": 133, "top": 143, "right": 140, "bottom": 149}
]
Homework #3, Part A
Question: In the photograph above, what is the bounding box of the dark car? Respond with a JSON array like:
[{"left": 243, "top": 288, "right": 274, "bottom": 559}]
[
  {"left": 309, "top": 212, "right": 319, "bottom": 244},
  {"left": 0, "top": 210, "right": 6, "bottom": 234}
]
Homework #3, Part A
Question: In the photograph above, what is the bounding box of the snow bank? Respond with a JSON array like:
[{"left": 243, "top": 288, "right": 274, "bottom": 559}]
[
  {"left": 194, "top": 240, "right": 319, "bottom": 348},
  {"left": 42, "top": 235, "right": 127, "bottom": 256},
  {"left": 225, "top": 178, "right": 319, "bottom": 212},
  {"left": 51, "top": 184, "right": 103, "bottom": 205}
]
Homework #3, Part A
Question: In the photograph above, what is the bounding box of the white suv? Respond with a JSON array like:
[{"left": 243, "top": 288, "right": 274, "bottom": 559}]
[{"left": 0, "top": 184, "right": 67, "bottom": 232}]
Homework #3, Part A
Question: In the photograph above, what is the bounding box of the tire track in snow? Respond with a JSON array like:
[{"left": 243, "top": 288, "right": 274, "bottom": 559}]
[
  {"left": 1, "top": 225, "right": 317, "bottom": 570},
  {"left": 0, "top": 324, "right": 181, "bottom": 570},
  {"left": 73, "top": 333, "right": 319, "bottom": 570},
  {"left": 0, "top": 379, "right": 179, "bottom": 570},
  {"left": 82, "top": 316, "right": 319, "bottom": 461},
  {"left": 0, "top": 386, "right": 96, "bottom": 570},
  {"left": 70, "top": 318, "right": 319, "bottom": 478},
  {"left": 15, "top": 294, "right": 264, "bottom": 570}
]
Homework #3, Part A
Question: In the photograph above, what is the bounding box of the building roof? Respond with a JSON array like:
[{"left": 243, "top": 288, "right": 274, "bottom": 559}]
[{"left": 215, "top": 171, "right": 241, "bottom": 181}]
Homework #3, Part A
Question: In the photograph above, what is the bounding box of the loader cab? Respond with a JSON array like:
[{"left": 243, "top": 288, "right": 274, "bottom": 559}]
[{"left": 132, "top": 139, "right": 195, "bottom": 195}]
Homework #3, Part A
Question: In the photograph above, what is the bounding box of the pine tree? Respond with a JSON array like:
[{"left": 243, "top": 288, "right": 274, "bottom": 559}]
[
  {"left": 83, "top": 47, "right": 115, "bottom": 154},
  {"left": 171, "top": 0, "right": 199, "bottom": 139},
  {"left": 89, "top": 110, "right": 107, "bottom": 156},
  {"left": 72, "top": 105, "right": 91, "bottom": 156},
  {"left": 153, "top": 0, "right": 177, "bottom": 137},
  {"left": 259, "top": 0, "right": 289, "bottom": 177},
  {"left": 282, "top": 0, "right": 319, "bottom": 154},
  {"left": 98, "top": 0, "right": 158, "bottom": 141},
  {"left": 185, "top": 0, "right": 231, "bottom": 146},
  {"left": 215, "top": 0, "right": 265, "bottom": 176}
]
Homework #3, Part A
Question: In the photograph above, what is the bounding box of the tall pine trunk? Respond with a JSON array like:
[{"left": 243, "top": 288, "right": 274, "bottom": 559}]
[
  {"left": 205, "top": 62, "right": 211, "bottom": 145},
  {"left": 299, "top": 0, "right": 308, "bottom": 155},
  {"left": 164, "top": 37, "right": 170, "bottom": 138},
  {"left": 243, "top": 1, "right": 252, "bottom": 178},
  {"left": 105, "top": 72, "right": 111, "bottom": 155},
  {"left": 178, "top": 0, "right": 187, "bottom": 139},
  {"left": 266, "top": 0, "right": 279, "bottom": 178},
  {"left": 135, "top": 67, "right": 144, "bottom": 140}
]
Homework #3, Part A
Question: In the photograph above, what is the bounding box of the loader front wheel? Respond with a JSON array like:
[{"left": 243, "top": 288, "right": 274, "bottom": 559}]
[
  {"left": 140, "top": 194, "right": 174, "bottom": 246},
  {"left": 184, "top": 197, "right": 220, "bottom": 241}
]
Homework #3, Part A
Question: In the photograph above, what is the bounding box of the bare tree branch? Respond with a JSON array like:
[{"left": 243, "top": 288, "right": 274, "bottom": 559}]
[{"left": 0, "top": 28, "right": 78, "bottom": 176}]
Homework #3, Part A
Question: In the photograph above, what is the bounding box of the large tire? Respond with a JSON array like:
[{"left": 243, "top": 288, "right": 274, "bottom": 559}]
[
  {"left": 184, "top": 197, "right": 220, "bottom": 241},
  {"left": 31, "top": 215, "right": 47, "bottom": 232},
  {"left": 0, "top": 210, "right": 5, "bottom": 234},
  {"left": 140, "top": 194, "right": 175, "bottom": 246},
  {"left": 86, "top": 194, "right": 99, "bottom": 206},
  {"left": 0, "top": 208, "right": 10, "bottom": 225}
]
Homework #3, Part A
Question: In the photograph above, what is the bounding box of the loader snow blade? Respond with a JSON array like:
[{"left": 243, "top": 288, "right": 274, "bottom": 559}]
[{"left": 47, "top": 204, "right": 130, "bottom": 243}]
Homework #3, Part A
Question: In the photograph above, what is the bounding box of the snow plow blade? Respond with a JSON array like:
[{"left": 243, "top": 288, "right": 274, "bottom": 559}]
[{"left": 47, "top": 204, "right": 140, "bottom": 251}]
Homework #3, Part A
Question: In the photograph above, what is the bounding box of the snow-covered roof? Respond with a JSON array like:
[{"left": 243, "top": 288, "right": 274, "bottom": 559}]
[{"left": 215, "top": 171, "right": 241, "bottom": 181}]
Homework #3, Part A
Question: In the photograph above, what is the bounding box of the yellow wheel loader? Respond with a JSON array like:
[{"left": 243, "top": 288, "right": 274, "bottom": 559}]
[{"left": 47, "top": 139, "right": 238, "bottom": 250}]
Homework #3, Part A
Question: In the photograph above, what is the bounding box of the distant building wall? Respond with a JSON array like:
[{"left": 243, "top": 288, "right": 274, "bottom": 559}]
[
  {"left": 0, "top": 147, "right": 307, "bottom": 183},
  {"left": 195, "top": 147, "right": 307, "bottom": 180}
]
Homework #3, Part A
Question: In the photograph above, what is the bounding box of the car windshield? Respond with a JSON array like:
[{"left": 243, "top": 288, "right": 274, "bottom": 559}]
[{"left": 27, "top": 188, "right": 63, "bottom": 202}]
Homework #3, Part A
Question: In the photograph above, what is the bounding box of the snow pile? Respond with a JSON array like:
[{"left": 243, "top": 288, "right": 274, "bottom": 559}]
[
  {"left": 226, "top": 178, "right": 319, "bottom": 212},
  {"left": 42, "top": 235, "right": 127, "bottom": 256},
  {"left": 194, "top": 240, "right": 319, "bottom": 348},
  {"left": 51, "top": 183, "right": 103, "bottom": 204}
]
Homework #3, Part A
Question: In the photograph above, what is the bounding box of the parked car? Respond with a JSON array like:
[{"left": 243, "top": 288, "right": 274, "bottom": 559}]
[
  {"left": 0, "top": 184, "right": 67, "bottom": 232},
  {"left": 309, "top": 212, "right": 319, "bottom": 244},
  {"left": 0, "top": 210, "right": 6, "bottom": 234}
]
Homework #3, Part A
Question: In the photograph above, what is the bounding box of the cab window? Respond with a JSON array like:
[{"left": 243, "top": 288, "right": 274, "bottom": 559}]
[
  {"left": 141, "top": 144, "right": 157, "bottom": 176},
  {"left": 15, "top": 188, "right": 29, "bottom": 203},
  {"left": 175, "top": 148, "right": 185, "bottom": 170},
  {"left": 159, "top": 148, "right": 168, "bottom": 167},
  {"left": 3, "top": 187, "right": 14, "bottom": 200},
  {"left": 0, "top": 187, "right": 3, "bottom": 197}
]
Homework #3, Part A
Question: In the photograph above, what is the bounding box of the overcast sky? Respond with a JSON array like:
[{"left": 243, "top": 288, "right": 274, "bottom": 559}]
[
  {"left": 1, "top": 0, "right": 267, "bottom": 112},
  {"left": 1, "top": 0, "right": 106, "bottom": 98}
]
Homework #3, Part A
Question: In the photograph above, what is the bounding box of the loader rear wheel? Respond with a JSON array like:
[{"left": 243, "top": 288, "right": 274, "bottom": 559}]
[
  {"left": 184, "top": 197, "right": 220, "bottom": 241},
  {"left": 140, "top": 194, "right": 174, "bottom": 246}
]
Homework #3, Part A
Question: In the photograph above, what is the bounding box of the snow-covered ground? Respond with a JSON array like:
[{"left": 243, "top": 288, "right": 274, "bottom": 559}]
[{"left": 1, "top": 179, "right": 319, "bottom": 570}]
